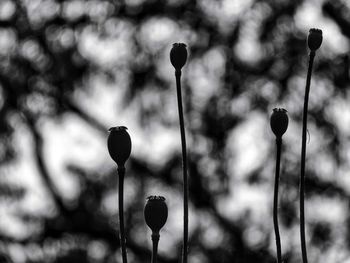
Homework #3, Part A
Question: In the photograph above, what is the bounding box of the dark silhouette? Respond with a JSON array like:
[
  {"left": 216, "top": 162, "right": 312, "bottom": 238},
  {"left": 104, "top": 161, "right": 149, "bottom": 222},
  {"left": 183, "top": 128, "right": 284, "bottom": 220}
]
[
  {"left": 299, "top": 29, "right": 323, "bottom": 263},
  {"left": 144, "top": 196, "right": 168, "bottom": 263},
  {"left": 0, "top": 1, "right": 348, "bottom": 263},
  {"left": 270, "top": 108, "right": 289, "bottom": 263},
  {"left": 108, "top": 126, "right": 132, "bottom": 263},
  {"left": 170, "top": 43, "right": 189, "bottom": 263}
]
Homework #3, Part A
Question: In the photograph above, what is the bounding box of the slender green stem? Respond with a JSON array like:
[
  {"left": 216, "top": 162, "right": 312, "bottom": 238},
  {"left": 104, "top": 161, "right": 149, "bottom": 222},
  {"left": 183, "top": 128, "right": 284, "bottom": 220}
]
[
  {"left": 118, "top": 166, "right": 128, "bottom": 263},
  {"left": 175, "top": 69, "right": 189, "bottom": 263},
  {"left": 151, "top": 233, "right": 160, "bottom": 263},
  {"left": 300, "top": 50, "right": 315, "bottom": 263},
  {"left": 273, "top": 138, "right": 282, "bottom": 263}
]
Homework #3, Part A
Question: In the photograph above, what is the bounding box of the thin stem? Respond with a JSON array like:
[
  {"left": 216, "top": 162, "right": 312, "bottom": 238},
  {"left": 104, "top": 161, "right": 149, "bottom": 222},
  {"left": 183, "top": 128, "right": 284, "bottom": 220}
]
[
  {"left": 300, "top": 50, "right": 315, "bottom": 263},
  {"left": 273, "top": 138, "right": 282, "bottom": 263},
  {"left": 175, "top": 69, "right": 189, "bottom": 263},
  {"left": 118, "top": 166, "right": 128, "bottom": 263},
  {"left": 151, "top": 233, "right": 160, "bottom": 263}
]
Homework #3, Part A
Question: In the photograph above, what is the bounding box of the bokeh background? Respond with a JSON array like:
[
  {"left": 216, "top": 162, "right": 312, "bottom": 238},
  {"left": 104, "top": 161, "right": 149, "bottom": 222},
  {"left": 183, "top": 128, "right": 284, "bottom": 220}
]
[{"left": 0, "top": 0, "right": 350, "bottom": 262}]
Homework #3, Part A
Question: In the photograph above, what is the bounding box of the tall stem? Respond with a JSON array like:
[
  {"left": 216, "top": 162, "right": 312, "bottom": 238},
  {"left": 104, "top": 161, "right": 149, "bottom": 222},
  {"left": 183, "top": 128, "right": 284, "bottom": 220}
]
[
  {"left": 118, "top": 166, "right": 128, "bottom": 263},
  {"left": 273, "top": 138, "right": 282, "bottom": 263},
  {"left": 175, "top": 69, "right": 189, "bottom": 263},
  {"left": 300, "top": 50, "right": 315, "bottom": 263},
  {"left": 151, "top": 233, "right": 160, "bottom": 263}
]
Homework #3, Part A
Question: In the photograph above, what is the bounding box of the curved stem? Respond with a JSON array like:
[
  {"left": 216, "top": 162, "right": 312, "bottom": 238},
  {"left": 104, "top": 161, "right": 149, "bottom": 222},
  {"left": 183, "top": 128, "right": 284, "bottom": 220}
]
[
  {"left": 118, "top": 166, "right": 128, "bottom": 263},
  {"left": 300, "top": 50, "right": 315, "bottom": 263},
  {"left": 151, "top": 233, "right": 160, "bottom": 263},
  {"left": 175, "top": 70, "right": 189, "bottom": 263},
  {"left": 273, "top": 138, "right": 282, "bottom": 263}
]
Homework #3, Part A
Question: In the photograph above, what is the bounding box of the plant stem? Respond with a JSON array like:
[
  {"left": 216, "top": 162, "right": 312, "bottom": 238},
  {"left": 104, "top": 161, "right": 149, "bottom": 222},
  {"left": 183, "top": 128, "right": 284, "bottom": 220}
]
[
  {"left": 151, "top": 233, "right": 160, "bottom": 263},
  {"left": 118, "top": 166, "right": 128, "bottom": 263},
  {"left": 273, "top": 138, "right": 282, "bottom": 263},
  {"left": 175, "top": 69, "right": 189, "bottom": 263},
  {"left": 300, "top": 50, "right": 315, "bottom": 263}
]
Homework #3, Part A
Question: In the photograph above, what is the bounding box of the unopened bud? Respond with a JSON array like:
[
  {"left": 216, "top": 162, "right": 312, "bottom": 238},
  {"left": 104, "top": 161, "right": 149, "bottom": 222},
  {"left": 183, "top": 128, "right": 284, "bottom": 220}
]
[
  {"left": 308, "top": 28, "right": 323, "bottom": 51},
  {"left": 144, "top": 196, "right": 168, "bottom": 234},
  {"left": 170, "top": 43, "right": 187, "bottom": 71},
  {"left": 107, "top": 126, "right": 132, "bottom": 167},
  {"left": 270, "top": 108, "right": 289, "bottom": 139}
]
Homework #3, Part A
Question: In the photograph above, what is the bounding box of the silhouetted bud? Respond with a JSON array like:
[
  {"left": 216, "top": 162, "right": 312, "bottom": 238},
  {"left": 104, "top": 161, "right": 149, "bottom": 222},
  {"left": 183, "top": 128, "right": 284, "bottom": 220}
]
[
  {"left": 270, "top": 108, "right": 289, "bottom": 139},
  {"left": 308, "top": 28, "right": 323, "bottom": 51},
  {"left": 170, "top": 43, "right": 187, "bottom": 70},
  {"left": 107, "top": 126, "right": 132, "bottom": 167},
  {"left": 144, "top": 196, "right": 168, "bottom": 234}
]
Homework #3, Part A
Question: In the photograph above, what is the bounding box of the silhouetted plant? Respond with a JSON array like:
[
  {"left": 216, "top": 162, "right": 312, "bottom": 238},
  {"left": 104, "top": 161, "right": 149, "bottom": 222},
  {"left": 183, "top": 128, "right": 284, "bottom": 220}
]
[
  {"left": 299, "top": 28, "right": 323, "bottom": 263},
  {"left": 107, "top": 126, "right": 132, "bottom": 263},
  {"left": 170, "top": 43, "right": 189, "bottom": 263},
  {"left": 270, "top": 108, "right": 289, "bottom": 263},
  {"left": 144, "top": 196, "right": 168, "bottom": 263},
  {"left": 1, "top": 1, "right": 348, "bottom": 262}
]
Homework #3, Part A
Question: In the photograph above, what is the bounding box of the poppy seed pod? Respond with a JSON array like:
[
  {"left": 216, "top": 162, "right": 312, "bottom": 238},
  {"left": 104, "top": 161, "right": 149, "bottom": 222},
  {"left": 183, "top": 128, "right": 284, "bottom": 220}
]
[
  {"left": 170, "top": 43, "right": 187, "bottom": 71},
  {"left": 107, "top": 126, "right": 132, "bottom": 167},
  {"left": 308, "top": 28, "right": 323, "bottom": 51},
  {"left": 144, "top": 196, "right": 168, "bottom": 234},
  {"left": 270, "top": 108, "right": 289, "bottom": 139}
]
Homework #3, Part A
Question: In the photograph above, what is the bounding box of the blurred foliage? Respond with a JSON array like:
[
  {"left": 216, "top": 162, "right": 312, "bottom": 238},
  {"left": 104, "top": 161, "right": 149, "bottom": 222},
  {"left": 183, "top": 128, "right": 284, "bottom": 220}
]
[{"left": 0, "top": 0, "right": 350, "bottom": 263}]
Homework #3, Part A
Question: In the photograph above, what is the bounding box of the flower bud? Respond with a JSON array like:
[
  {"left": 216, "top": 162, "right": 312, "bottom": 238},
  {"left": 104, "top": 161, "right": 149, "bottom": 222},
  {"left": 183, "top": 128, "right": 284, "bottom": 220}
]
[
  {"left": 270, "top": 108, "right": 289, "bottom": 139},
  {"left": 170, "top": 43, "right": 187, "bottom": 71},
  {"left": 144, "top": 196, "right": 168, "bottom": 234},
  {"left": 107, "top": 126, "right": 132, "bottom": 167},
  {"left": 308, "top": 28, "right": 323, "bottom": 51}
]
